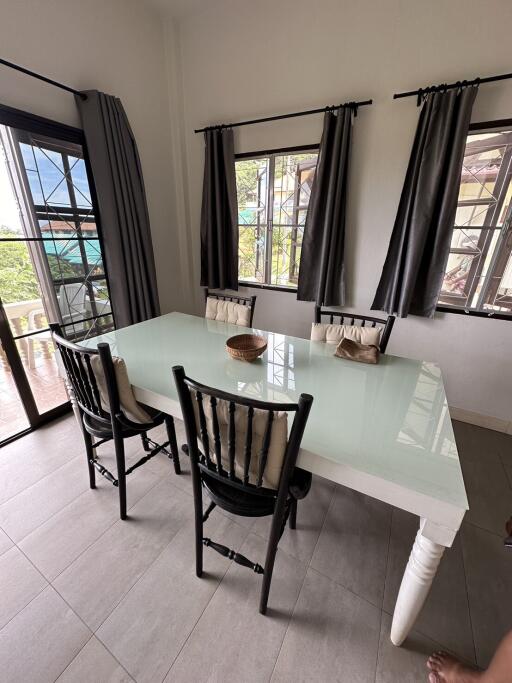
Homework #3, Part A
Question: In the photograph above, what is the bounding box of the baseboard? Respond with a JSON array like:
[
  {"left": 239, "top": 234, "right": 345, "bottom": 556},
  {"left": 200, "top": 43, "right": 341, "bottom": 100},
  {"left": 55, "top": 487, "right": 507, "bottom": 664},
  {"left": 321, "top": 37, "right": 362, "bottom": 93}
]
[{"left": 449, "top": 406, "right": 512, "bottom": 435}]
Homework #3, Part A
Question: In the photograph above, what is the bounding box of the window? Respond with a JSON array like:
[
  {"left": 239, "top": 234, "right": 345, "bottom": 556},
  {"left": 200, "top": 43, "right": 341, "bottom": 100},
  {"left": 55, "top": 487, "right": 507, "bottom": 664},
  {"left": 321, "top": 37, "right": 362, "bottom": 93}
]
[
  {"left": 0, "top": 106, "right": 113, "bottom": 443},
  {"left": 1, "top": 124, "right": 114, "bottom": 341},
  {"left": 438, "top": 122, "right": 512, "bottom": 317},
  {"left": 236, "top": 148, "right": 318, "bottom": 289}
]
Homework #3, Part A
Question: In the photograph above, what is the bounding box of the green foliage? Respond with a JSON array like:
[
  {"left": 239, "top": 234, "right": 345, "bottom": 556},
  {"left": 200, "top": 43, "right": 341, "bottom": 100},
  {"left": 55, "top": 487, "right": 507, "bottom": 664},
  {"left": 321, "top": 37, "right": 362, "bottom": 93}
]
[
  {"left": 235, "top": 153, "right": 316, "bottom": 286},
  {"left": 0, "top": 227, "right": 80, "bottom": 305},
  {"left": 0, "top": 227, "right": 40, "bottom": 304}
]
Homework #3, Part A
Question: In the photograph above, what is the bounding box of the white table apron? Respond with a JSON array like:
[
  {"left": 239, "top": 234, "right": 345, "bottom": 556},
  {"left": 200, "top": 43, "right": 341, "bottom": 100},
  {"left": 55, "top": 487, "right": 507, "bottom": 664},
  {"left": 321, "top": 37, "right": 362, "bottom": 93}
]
[{"left": 82, "top": 312, "right": 468, "bottom": 646}]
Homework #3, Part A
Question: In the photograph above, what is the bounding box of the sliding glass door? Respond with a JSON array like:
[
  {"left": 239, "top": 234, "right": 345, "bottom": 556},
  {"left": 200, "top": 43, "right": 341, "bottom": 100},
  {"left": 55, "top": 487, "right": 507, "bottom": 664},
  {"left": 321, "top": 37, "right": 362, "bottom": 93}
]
[{"left": 0, "top": 106, "right": 114, "bottom": 444}]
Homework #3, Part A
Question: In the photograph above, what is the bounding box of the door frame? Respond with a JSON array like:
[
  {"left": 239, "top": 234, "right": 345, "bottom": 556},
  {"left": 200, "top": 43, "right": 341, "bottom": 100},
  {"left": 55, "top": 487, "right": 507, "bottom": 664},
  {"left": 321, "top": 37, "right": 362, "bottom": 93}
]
[{"left": 0, "top": 103, "right": 108, "bottom": 446}]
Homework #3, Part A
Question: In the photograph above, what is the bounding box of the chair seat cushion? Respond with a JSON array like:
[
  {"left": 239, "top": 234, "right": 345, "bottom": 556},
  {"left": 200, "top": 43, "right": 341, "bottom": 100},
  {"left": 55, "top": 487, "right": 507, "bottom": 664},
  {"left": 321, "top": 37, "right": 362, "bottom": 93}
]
[
  {"left": 90, "top": 354, "right": 152, "bottom": 423},
  {"left": 205, "top": 297, "right": 251, "bottom": 327},
  {"left": 83, "top": 406, "right": 164, "bottom": 439},
  {"left": 311, "top": 322, "right": 381, "bottom": 346},
  {"left": 202, "top": 472, "right": 276, "bottom": 517}
]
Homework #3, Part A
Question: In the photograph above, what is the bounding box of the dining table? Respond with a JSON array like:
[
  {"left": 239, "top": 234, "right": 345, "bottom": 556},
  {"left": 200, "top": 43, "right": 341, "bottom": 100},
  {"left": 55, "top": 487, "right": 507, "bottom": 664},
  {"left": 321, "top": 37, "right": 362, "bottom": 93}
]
[{"left": 82, "top": 311, "right": 468, "bottom": 646}]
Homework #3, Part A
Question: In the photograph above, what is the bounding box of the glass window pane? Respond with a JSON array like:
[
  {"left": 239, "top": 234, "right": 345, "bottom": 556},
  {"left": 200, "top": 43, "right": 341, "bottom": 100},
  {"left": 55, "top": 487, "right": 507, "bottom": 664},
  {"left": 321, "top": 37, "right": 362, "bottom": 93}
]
[
  {"left": 236, "top": 157, "right": 269, "bottom": 283},
  {"left": 70, "top": 157, "right": 92, "bottom": 208},
  {"left": 449, "top": 228, "right": 486, "bottom": 251},
  {"left": 454, "top": 203, "right": 491, "bottom": 228},
  {"left": 0, "top": 359, "right": 30, "bottom": 441},
  {"left": 43, "top": 238, "right": 86, "bottom": 278},
  {"left": 441, "top": 252, "right": 480, "bottom": 298},
  {"left": 440, "top": 126, "right": 512, "bottom": 315},
  {"left": 16, "top": 333, "right": 68, "bottom": 414},
  {"left": 271, "top": 152, "right": 317, "bottom": 287}
]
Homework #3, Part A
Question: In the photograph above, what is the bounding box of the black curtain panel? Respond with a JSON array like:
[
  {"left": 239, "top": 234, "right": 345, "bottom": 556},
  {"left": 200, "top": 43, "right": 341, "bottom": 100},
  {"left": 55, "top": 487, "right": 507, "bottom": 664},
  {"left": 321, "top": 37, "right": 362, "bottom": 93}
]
[
  {"left": 297, "top": 107, "right": 352, "bottom": 306},
  {"left": 200, "top": 128, "right": 238, "bottom": 290},
  {"left": 372, "top": 85, "right": 479, "bottom": 318},
  {"left": 75, "top": 90, "right": 160, "bottom": 329}
]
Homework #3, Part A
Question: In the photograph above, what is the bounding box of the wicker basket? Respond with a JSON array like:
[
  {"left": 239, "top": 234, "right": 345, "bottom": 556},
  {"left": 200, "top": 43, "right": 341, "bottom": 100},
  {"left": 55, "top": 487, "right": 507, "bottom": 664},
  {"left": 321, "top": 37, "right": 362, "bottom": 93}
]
[{"left": 226, "top": 334, "right": 267, "bottom": 362}]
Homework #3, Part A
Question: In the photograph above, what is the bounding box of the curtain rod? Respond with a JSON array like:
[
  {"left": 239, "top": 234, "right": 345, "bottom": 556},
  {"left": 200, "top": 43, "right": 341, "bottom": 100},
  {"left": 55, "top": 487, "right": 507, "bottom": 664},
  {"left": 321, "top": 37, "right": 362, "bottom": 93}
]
[
  {"left": 393, "top": 71, "right": 512, "bottom": 102},
  {"left": 194, "top": 99, "right": 373, "bottom": 133},
  {"left": 0, "top": 57, "right": 87, "bottom": 100}
]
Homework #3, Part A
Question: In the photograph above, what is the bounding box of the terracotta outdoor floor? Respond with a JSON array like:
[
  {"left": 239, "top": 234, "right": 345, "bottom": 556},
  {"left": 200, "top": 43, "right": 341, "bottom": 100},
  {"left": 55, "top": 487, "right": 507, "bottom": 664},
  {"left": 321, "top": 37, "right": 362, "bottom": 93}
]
[{"left": 0, "top": 353, "right": 68, "bottom": 442}]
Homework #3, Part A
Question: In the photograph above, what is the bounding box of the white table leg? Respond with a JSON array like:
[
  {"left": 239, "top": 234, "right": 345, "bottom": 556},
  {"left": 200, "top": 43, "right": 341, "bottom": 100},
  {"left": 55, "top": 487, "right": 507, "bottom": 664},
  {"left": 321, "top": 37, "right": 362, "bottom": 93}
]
[{"left": 390, "top": 521, "right": 446, "bottom": 646}]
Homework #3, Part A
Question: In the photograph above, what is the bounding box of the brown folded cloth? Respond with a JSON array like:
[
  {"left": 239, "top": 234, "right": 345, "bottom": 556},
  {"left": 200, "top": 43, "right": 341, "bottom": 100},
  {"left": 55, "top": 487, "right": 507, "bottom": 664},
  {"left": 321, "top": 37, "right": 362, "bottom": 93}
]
[{"left": 334, "top": 337, "right": 380, "bottom": 364}]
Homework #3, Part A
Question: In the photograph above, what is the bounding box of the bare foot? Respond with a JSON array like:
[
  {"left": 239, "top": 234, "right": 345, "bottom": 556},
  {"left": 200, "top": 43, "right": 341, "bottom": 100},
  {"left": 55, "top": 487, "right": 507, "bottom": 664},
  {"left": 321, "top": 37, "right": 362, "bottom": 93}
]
[{"left": 426, "top": 651, "right": 482, "bottom": 682}]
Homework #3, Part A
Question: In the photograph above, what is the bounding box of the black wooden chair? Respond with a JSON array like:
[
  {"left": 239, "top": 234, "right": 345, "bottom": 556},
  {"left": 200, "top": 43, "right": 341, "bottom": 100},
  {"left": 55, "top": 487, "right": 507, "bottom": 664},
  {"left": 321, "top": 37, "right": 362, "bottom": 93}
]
[
  {"left": 173, "top": 365, "right": 313, "bottom": 614},
  {"left": 204, "top": 289, "right": 257, "bottom": 327},
  {"left": 51, "top": 324, "right": 181, "bottom": 520},
  {"left": 180, "top": 288, "right": 258, "bottom": 458},
  {"left": 314, "top": 305, "right": 395, "bottom": 353}
]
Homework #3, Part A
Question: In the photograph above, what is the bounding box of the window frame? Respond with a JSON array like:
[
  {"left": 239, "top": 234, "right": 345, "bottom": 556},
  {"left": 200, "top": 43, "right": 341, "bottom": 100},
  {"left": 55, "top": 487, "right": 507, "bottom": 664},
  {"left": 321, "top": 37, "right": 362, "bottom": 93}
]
[
  {"left": 236, "top": 143, "right": 319, "bottom": 292},
  {"left": 0, "top": 102, "right": 116, "bottom": 338},
  {"left": 436, "top": 118, "right": 512, "bottom": 321}
]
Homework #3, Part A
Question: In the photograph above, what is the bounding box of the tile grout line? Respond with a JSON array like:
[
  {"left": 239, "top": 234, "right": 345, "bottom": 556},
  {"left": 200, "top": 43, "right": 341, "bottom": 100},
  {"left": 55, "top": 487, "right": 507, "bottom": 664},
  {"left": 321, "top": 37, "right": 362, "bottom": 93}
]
[
  {"left": 373, "top": 506, "right": 394, "bottom": 683},
  {"left": 33, "top": 471, "right": 176, "bottom": 585},
  {"left": 42, "top": 466, "right": 191, "bottom": 681},
  {"left": 49, "top": 475, "right": 198, "bottom": 681},
  {"left": 6, "top": 443, "right": 167, "bottom": 548},
  {"left": 89, "top": 499, "right": 200, "bottom": 636},
  {"left": 269, "top": 485, "right": 337, "bottom": 682},
  {"left": 0, "top": 451, "right": 85, "bottom": 508},
  {"left": 159, "top": 518, "right": 253, "bottom": 682},
  {"left": 465, "top": 518, "right": 508, "bottom": 541},
  {"left": 0, "top": 449, "right": 85, "bottom": 508},
  {"left": 459, "top": 528, "right": 480, "bottom": 668}
]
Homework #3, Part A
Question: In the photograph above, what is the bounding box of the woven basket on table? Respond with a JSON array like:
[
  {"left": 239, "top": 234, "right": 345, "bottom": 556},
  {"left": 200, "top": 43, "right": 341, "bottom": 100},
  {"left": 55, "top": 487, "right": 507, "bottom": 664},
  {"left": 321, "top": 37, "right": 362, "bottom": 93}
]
[{"left": 226, "top": 334, "right": 267, "bottom": 362}]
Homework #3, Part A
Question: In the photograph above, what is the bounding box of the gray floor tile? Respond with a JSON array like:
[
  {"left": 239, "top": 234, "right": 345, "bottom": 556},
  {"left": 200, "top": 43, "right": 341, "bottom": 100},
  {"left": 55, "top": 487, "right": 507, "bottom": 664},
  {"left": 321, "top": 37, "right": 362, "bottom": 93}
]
[
  {"left": 0, "top": 456, "right": 88, "bottom": 542},
  {"left": 453, "top": 420, "right": 508, "bottom": 464},
  {"left": 251, "top": 474, "right": 336, "bottom": 563},
  {"left": 19, "top": 459, "right": 166, "bottom": 581},
  {"left": 272, "top": 567, "right": 381, "bottom": 683},
  {"left": 19, "top": 484, "right": 120, "bottom": 581},
  {"left": 54, "top": 478, "right": 193, "bottom": 631},
  {"left": 375, "top": 612, "right": 445, "bottom": 683},
  {"left": 310, "top": 486, "right": 392, "bottom": 607},
  {"left": 98, "top": 515, "right": 248, "bottom": 683},
  {"left": 56, "top": 636, "right": 134, "bottom": 683},
  {"left": 0, "top": 585, "right": 90, "bottom": 683},
  {"left": 143, "top": 421, "right": 197, "bottom": 498},
  {"left": 461, "top": 522, "right": 512, "bottom": 668},
  {"left": 0, "top": 546, "right": 47, "bottom": 629},
  {"left": 0, "top": 526, "right": 13, "bottom": 556},
  {"left": 460, "top": 450, "right": 512, "bottom": 535},
  {"left": 383, "top": 508, "right": 475, "bottom": 664},
  {"left": 166, "top": 532, "right": 307, "bottom": 683},
  {"left": 0, "top": 415, "right": 80, "bottom": 505}
]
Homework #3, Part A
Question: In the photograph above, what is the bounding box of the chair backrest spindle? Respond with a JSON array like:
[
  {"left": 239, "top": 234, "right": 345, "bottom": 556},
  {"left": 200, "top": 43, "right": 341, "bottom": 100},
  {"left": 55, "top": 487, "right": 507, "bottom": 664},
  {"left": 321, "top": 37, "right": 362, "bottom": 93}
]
[
  {"left": 228, "top": 401, "right": 236, "bottom": 480},
  {"left": 256, "top": 410, "right": 274, "bottom": 488},
  {"left": 173, "top": 366, "right": 313, "bottom": 496},
  {"left": 243, "top": 406, "right": 254, "bottom": 485}
]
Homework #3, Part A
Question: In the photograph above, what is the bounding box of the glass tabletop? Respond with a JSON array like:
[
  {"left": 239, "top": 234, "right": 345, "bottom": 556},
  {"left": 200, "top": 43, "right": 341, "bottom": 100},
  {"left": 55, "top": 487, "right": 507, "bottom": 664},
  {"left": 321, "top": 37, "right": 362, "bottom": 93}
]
[{"left": 84, "top": 312, "right": 468, "bottom": 510}]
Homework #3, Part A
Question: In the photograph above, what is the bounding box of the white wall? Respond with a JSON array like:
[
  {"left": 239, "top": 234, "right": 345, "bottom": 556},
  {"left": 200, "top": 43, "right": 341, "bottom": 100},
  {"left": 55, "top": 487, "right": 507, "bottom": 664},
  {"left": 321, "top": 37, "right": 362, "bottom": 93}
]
[
  {"left": 167, "top": 0, "right": 512, "bottom": 427},
  {"left": 0, "top": 0, "right": 183, "bottom": 313}
]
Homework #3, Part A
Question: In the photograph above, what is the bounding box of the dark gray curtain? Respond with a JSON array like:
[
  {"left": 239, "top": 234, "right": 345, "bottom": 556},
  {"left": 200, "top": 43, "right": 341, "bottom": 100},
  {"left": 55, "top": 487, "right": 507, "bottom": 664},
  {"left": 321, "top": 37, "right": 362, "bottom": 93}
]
[
  {"left": 75, "top": 90, "right": 160, "bottom": 329},
  {"left": 371, "top": 85, "right": 478, "bottom": 318},
  {"left": 297, "top": 107, "right": 352, "bottom": 306},
  {"left": 200, "top": 128, "right": 238, "bottom": 290}
]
